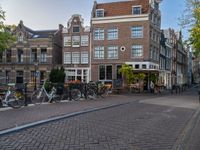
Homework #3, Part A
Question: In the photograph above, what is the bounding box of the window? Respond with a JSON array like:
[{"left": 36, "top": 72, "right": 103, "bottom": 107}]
[
  {"left": 0, "top": 52, "right": 3, "bottom": 63},
  {"left": 72, "top": 52, "right": 80, "bottom": 64},
  {"left": 81, "top": 35, "right": 89, "bottom": 46},
  {"left": 135, "top": 64, "right": 140, "bottom": 69},
  {"left": 96, "top": 9, "right": 104, "bottom": 17},
  {"left": 131, "top": 45, "right": 143, "bottom": 57},
  {"left": 31, "top": 49, "right": 37, "bottom": 63},
  {"left": 94, "top": 28, "right": 104, "bottom": 40},
  {"left": 73, "top": 26, "right": 80, "bottom": 33},
  {"left": 6, "top": 70, "right": 11, "bottom": 84},
  {"left": 64, "top": 52, "right": 71, "bottom": 64},
  {"left": 131, "top": 26, "right": 143, "bottom": 38},
  {"left": 142, "top": 64, "right": 146, "bottom": 69},
  {"left": 72, "top": 36, "right": 80, "bottom": 47},
  {"left": 116, "top": 65, "right": 122, "bottom": 79},
  {"left": 94, "top": 46, "right": 104, "bottom": 59},
  {"left": 18, "top": 32, "right": 23, "bottom": 42},
  {"left": 81, "top": 52, "right": 88, "bottom": 64},
  {"left": 17, "top": 49, "right": 23, "bottom": 63},
  {"left": 99, "top": 65, "right": 112, "bottom": 80},
  {"left": 6, "top": 49, "right": 11, "bottom": 63},
  {"left": 40, "top": 48, "right": 47, "bottom": 63},
  {"left": 107, "top": 28, "right": 118, "bottom": 40},
  {"left": 107, "top": 46, "right": 118, "bottom": 59},
  {"left": 64, "top": 36, "right": 71, "bottom": 47},
  {"left": 132, "top": 6, "right": 141, "bottom": 14}
]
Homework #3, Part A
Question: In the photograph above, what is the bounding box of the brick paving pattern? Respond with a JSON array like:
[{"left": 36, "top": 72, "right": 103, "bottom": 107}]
[{"left": 0, "top": 102, "right": 194, "bottom": 150}]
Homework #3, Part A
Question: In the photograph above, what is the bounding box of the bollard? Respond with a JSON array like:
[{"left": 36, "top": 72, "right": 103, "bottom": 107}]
[{"left": 24, "top": 82, "right": 28, "bottom": 106}]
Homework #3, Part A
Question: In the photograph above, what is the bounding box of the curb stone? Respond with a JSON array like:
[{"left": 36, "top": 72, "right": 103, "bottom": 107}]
[
  {"left": 172, "top": 106, "right": 200, "bottom": 150},
  {"left": 0, "top": 102, "right": 130, "bottom": 136}
]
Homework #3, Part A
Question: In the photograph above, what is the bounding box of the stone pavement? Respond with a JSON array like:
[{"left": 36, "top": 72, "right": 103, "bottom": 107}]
[
  {"left": 0, "top": 94, "right": 159, "bottom": 132},
  {"left": 0, "top": 87, "right": 199, "bottom": 149}
]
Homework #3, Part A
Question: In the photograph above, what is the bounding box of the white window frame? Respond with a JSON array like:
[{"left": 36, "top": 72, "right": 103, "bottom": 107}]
[
  {"left": 81, "top": 35, "right": 89, "bottom": 46},
  {"left": 131, "top": 26, "right": 143, "bottom": 38},
  {"left": 107, "top": 46, "right": 118, "bottom": 59},
  {"left": 64, "top": 36, "right": 71, "bottom": 47},
  {"left": 81, "top": 52, "right": 89, "bottom": 64},
  {"left": 94, "top": 28, "right": 104, "bottom": 40},
  {"left": 96, "top": 9, "right": 104, "bottom": 17},
  {"left": 73, "top": 25, "right": 80, "bottom": 33},
  {"left": 94, "top": 46, "right": 104, "bottom": 59},
  {"left": 72, "top": 52, "right": 80, "bottom": 64},
  {"left": 107, "top": 28, "right": 118, "bottom": 40},
  {"left": 132, "top": 5, "right": 142, "bottom": 14},
  {"left": 131, "top": 45, "right": 143, "bottom": 58},
  {"left": 72, "top": 36, "right": 80, "bottom": 47},
  {"left": 40, "top": 49, "right": 47, "bottom": 63},
  {"left": 64, "top": 52, "right": 71, "bottom": 64}
]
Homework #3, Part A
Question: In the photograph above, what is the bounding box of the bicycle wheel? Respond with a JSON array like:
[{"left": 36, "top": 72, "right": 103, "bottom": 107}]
[
  {"left": 8, "top": 92, "right": 24, "bottom": 108},
  {"left": 31, "top": 90, "right": 45, "bottom": 104},
  {"left": 71, "top": 89, "right": 81, "bottom": 101},
  {"left": 52, "top": 94, "right": 62, "bottom": 103},
  {"left": 87, "top": 89, "right": 97, "bottom": 99}
]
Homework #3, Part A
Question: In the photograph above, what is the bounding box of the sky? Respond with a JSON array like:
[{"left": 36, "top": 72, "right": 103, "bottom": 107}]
[{"left": 0, "top": 0, "right": 188, "bottom": 38}]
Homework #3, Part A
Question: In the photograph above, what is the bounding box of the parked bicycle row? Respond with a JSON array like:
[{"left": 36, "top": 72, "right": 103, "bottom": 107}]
[{"left": 0, "top": 80, "right": 112, "bottom": 109}]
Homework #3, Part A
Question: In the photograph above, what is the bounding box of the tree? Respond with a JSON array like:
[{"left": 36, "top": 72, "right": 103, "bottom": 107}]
[
  {"left": 179, "top": 0, "right": 200, "bottom": 56},
  {"left": 49, "top": 67, "right": 66, "bottom": 83},
  {"left": 190, "top": 6, "right": 200, "bottom": 56},
  {"left": 118, "top": 64, "right": 134, "bottom": 85},
  {"left": 0, "top": 7, "right": 16, "bottom": 52}
]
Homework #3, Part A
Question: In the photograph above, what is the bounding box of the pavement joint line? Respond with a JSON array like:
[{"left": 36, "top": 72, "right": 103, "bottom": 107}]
[
  {"left": 0, "top": 101, "right": 131, "bottom": 136},
  {"left": 172, "top": 106, "right": 200, "bottom": 150}
]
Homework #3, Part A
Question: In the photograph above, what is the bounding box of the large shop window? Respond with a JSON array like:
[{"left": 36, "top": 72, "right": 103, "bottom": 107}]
[{"left": 99, "top": 65, "right": 112, "bottom": 80}]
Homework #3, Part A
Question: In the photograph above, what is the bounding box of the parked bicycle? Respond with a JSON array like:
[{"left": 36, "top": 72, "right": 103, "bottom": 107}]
[
  {"left": 31, "top": 80, "right": 58, "bottom": 104},
  {"left": 59, "top": 83, "right": 82, "bottom": 101},
  {"left": 0, "top": 83, "right": 25, "bottom": 108}
]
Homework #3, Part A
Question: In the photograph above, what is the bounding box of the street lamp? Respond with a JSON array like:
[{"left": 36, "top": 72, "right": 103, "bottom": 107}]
[{"left": 34, "top": 60, "right": 38, "bottom": 90}]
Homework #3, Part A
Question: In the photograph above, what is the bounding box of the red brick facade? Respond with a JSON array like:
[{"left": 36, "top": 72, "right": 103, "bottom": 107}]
[{"left": 91, "top": 0, "right": 161, "bottom": 88}]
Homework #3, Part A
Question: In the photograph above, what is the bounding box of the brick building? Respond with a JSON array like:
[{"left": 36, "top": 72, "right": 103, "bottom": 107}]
[
  {"left": 62, "top": 14, "right": 91, "bottom": 83},
  {"left": 91, "top": 0, "right": 161, "bottom": 90},
  {"left": 0, "top": 21, "right": 62, "bottom": 88}
]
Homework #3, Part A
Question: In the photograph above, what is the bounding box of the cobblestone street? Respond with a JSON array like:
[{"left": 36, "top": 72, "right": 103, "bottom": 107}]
[
  {"left": 0, "top": 102, "right": 194, "bottom": 150},
  {"left": 0, "top": 87, "right": 199, "bottom": 149}
]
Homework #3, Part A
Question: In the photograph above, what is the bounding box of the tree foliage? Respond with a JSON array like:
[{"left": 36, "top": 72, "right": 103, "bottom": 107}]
[
  {"left": 118, "top": 64, "right": 134, "bottom": 85},
  {"left": 49, "top": 67, "right": 66, "bottom": 83},
  {"left": 179, "top": 0, "right": 200, "bottom": 56},
  {"left": 118, "top": 64, "right": 146, "bottom": 85},
  {"left": 0, "top": 7, "right": 16, "bottom": 52}
]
